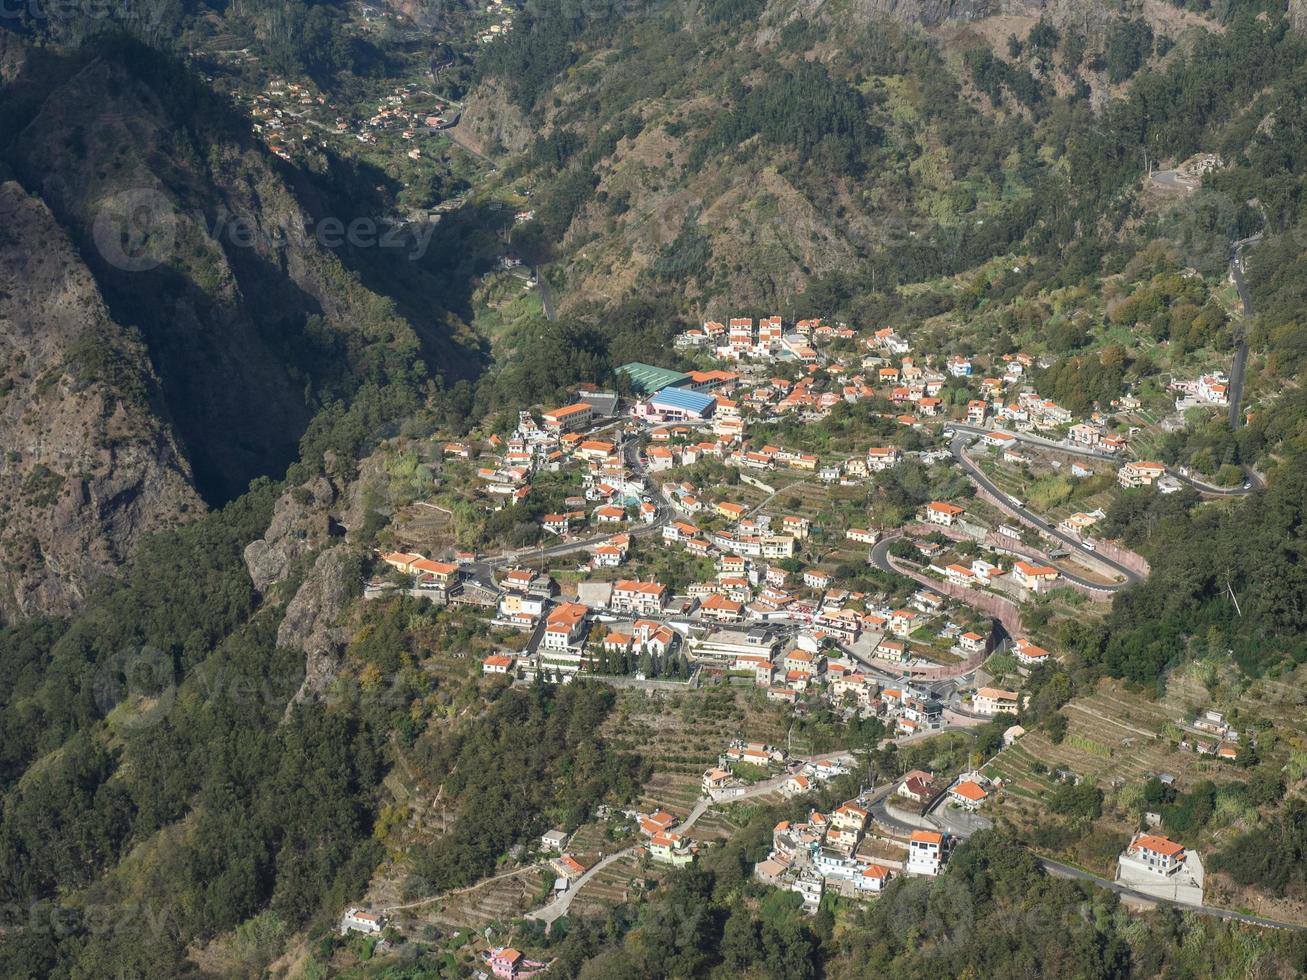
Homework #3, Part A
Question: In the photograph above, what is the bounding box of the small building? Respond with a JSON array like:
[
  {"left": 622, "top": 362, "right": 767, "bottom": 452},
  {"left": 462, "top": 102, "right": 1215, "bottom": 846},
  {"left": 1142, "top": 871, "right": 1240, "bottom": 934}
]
[
  {"left": 552, "top": 853, "right": 588, "bottom": 879},
  {"left": 973, "top": 687, "right": 1019, "bottom": 716},
  {"left": 542, "top": 402, "right": 595, "bottom": 433},
  {"left": 1120, "top": 833, "right": 1187, "bottom": 878},
  {"left": 924, "top": 501, "right": 965, "bottom": 526},
  {"left": 949, "top": 779, "right": 989, "bottom": 811},
  {"left": 649, "top": 831, "right": 696, "bottom": 866},
  {"left": 541, "top": 829, "right": 569, "bottom": 852},
  {"left": 856, "top": 863, "right": 894, "bottom": 893},
  {"left": 340, "top": 907, "right": 385, "bottom": 936},
  {"left": 702, "top": 767, "right": 733, "bottom": 793},
  {"left": 906, "top": 830, "right": 948, "bottom": 876}
]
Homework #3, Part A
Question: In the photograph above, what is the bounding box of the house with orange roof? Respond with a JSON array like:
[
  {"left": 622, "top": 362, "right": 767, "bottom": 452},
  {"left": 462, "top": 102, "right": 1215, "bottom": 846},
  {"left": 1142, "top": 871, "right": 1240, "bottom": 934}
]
[
  {"left": 716, "top": 500, "right": 748, "bottom": 522},
  {"left": 1121, "top": 833, "right": 1187, "bottom": 877},
  {"left": 409, "top": 557, "right": 459, "bottom": 589},
  {"left": 1119, "top": 460, "right": 1167, "bottom": 488},
  {"left": 489, "top": 947, "right": 524, "bottom": 979},
  {"left": 973, "top": 687, "right": 1019, "bottom": 716},
  {"left": 551, "top": 853, "right": 588, "bottom": 879},
  {"left": 781, "top": 773, "right": 812, "bottom": 797},
  {"left": 1012, "top": 560, "right": 1059, "bottom": 593},
  {"left": 949, "top": 779, "right": 989, "bottom": 811},
  {"left": 611, "top": 579, "right": 669, "bottom": 615},
  {"left": 649, "top": 831, "right": 697, "bottom": 866},
  {"left": 542, "top": 402, "right": 594, "bottom": 433},
  {"left": 542, "top": 602, "right": 589, "bottom": 652},
  {"left": 378, "top": 551, "right": 425, "bottom": 574},
  {"left": 923, "top": 501, "right": 965, "bottom": 526},
  {"left": 856, "top": 863, "right": 895, "bottom": 893},
  {"left": 638, "top": 810, "right": 677, "bottom": 836},
  {"left": 907, "top": 829, "right": 949, "bottom": 876},
  {"left": 700, "top": 593, "right": 745, "bottom": 623},
  {"left": 482, "top": 654, "right": 516, "bottom": 675},
  {"left": 1013, "top": 638, "right": 1050, "bottom": 665}
]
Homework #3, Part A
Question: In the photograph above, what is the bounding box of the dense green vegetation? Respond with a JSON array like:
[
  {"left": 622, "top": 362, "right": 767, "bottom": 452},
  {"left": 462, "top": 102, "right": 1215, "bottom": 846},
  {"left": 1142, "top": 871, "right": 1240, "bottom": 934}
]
[
  {"left": 412, "top": 682, "right": 647, "bottom": 888},
  {"left": 9, "top": 0, "right": 1307, "bottom": 974}
]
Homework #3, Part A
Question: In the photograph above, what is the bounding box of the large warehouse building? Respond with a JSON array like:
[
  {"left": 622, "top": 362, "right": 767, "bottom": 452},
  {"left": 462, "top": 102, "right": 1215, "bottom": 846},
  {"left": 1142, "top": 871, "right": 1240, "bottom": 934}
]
[{"left": 645, "top": 386, "right": 717, "bottom": 421}]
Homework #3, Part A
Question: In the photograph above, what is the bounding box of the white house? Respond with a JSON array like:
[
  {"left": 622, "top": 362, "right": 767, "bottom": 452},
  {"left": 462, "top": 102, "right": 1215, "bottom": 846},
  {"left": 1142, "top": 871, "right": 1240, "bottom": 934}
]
[
  {"left": 906, "top": 830, "right": 948, "bottom": 876},
  {"left": 1120, "top": 833, "right": 1187, "bottom": 878},
  {"left": 340, "top": 908, "right": 385, "bottom": 935},
  {"left": 973, "top": 687, "right": 1019, "bottom": 716}
]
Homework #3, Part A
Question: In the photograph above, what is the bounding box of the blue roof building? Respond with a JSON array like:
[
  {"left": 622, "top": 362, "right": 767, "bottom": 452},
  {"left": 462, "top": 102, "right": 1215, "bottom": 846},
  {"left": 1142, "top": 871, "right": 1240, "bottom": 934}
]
[{"left": 648, "top": 386, "right": 717, "bottom": 419}]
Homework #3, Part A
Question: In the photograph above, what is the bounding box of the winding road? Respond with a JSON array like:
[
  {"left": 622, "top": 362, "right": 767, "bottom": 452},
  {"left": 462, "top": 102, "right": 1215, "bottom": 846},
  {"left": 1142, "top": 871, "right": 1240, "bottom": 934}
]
[
  {"left": 945, "top": 423, "right": 1255, "bottom": 497},
  {"left": 942, "top": 430, "right": 1143, "bottom": 589}
]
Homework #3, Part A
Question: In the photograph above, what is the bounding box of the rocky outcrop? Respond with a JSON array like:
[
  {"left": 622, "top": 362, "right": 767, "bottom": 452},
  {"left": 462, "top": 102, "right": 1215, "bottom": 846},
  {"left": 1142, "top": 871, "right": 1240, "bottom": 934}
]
[
  {"left": 243, "top": 475, "right": 341, "bottom": 594},
  {"left": 1292, "top": 0, "right": 1307, "bottom": 32},
  {"left": 459, "top": 79, "right": 534, "bottom": 157},
  {"left": 278, "top": 546, "right": 358, "bottom": 713},
  {"left": 8, "top": 51, "right": 478, "bottom": 507},
  {"left": 0, "top": 181, "right": 202, "bottom": 620}
]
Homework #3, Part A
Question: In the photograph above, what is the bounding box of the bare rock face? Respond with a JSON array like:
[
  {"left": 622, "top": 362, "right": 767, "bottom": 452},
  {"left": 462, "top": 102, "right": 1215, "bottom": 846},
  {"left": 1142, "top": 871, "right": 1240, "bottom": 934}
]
[
  {"left": 847, "top": 0, "right": 1001, "bottom": 27},
  {"left": 0, "top": 28, "right": 26, "bottom": 83},
  {"left": 459, "top": 79, "right": 534, "bottom": 157},
  {"left": 0, "top": 181, "right": 202, "bottom": 619},
  {"left": 243, "top": 475, "right": 340, "bottom": 594},
  {"left": 277, "top": 545, "right": 359, "bottom": 712},
  {"left": 277, "top": 545, "right": 357, "bottom": 653},
  {"left": 1292, "top": 0, "right": 1307, "bottom": 32}
]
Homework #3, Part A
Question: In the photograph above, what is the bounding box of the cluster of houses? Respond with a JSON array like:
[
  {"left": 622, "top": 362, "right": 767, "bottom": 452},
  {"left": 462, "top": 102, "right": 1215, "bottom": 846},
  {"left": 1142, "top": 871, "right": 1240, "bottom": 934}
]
[
  {"left": 754, "top": 792, "right": 955, "bottom": 910},
  {"left": 457, "top": 398, "right": 654, "bottom": 522},
  {"left": 247, "top": 79, "right": 460, "bottom": 162},
  {"left": 673, "top": 315, "right": 836, "bottom": 364},
  {"left": 1171, "top": 372, "right": 1230, "bottom": 409},
  {"left": 667, "top": 317, "right": 1134, "bottom": 451},
  {"left": 476, "top": 0, "right": 518, "bottom": 44},
  {"left": 1177, "top": 708, "right": 1242, "bottom": 760}
]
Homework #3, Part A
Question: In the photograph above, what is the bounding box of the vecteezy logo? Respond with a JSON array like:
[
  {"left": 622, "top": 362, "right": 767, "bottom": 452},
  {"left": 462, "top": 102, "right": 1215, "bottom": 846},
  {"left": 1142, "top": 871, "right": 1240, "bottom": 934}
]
[
  {"left": 92, "top": 646, "right": 177, "bottom": 730},
  {"left": 90, "top": 187, "right": 177, "bottom": 272}
]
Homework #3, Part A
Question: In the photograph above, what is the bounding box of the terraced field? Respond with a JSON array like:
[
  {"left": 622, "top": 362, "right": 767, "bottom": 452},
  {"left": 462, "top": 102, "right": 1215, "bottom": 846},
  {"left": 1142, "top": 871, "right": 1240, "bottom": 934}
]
[
  {"left": 565, "top": 821, "right": 633, "bottom": 864},
  {"left": 390, "top": 501, "right": 455, "bottom": 555},
  {"left": 420, "top": 868, "right": 545, "bottom": 931},
  {"left": 605, "top": 687, "right": 791, "bottom": 818},
  {"left": 567, "top": 855, "right": 644, "bottom": 918},
  {"left": 983, "top": 673, "right": 1265, "bottom": 844},
  {"left": 984, "top": 679, "right": 1242, "bottom": 796}
]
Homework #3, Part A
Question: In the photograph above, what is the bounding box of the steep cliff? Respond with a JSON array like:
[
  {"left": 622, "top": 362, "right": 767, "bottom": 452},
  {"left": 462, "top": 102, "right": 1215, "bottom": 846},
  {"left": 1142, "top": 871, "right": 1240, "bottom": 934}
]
[
  {"left": 5, "top": 43, "right": 481, "bottom": 507},
  {"left": 0, "top": 42, "right": 483, "bottom": 618},
  {"left": 0, "top": 181, "right": 201, "bottom": 619}
]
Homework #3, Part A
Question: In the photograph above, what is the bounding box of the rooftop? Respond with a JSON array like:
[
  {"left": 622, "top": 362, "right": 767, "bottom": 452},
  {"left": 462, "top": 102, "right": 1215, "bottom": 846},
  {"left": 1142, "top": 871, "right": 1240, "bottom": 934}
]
[{"left": 617, "top": 361, "right": 692, "bottom": 394}]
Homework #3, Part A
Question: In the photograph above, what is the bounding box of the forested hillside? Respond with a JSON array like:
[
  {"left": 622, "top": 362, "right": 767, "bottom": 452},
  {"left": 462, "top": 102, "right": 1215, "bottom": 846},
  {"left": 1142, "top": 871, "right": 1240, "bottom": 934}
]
[{"left": 5, "top": 0, "right": 1307, "bottom": 976}]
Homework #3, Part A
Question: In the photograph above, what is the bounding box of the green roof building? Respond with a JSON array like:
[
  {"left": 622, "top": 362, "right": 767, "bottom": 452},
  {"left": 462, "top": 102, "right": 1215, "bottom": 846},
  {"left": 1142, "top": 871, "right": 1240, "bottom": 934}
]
[{"left": 615, "top": 362, "right": 691, "bottom": 395}]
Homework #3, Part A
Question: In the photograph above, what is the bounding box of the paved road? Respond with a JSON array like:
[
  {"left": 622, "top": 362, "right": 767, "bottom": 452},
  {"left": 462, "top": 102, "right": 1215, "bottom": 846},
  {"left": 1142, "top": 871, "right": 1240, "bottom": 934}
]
[
  {"left": 1038, "top": 858, "right": 1305, "bottom": 932},
  {"left": 1150, "top": 168, "right": 1197, "bottom": 194},
  {"left": 947, "top": 423, "right": 1255, "bottom": 497},
  {"left": 537, "top": 269, "right": 556, "bottom": 321},
  {"left": 872, "top": 449, "right": 1138, "bottom": 593},
  {"left": 1227, "top": 230, "right": 1261, "bottom": 431}
]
